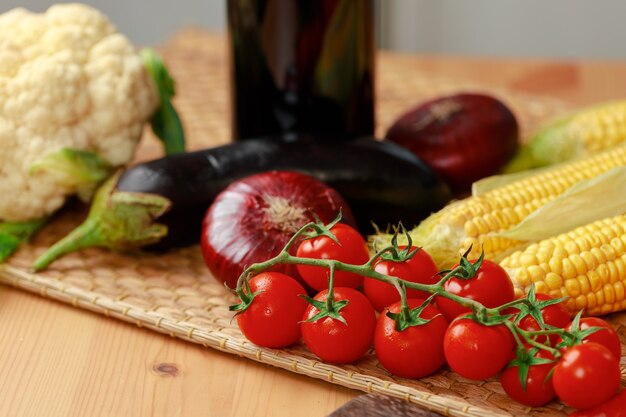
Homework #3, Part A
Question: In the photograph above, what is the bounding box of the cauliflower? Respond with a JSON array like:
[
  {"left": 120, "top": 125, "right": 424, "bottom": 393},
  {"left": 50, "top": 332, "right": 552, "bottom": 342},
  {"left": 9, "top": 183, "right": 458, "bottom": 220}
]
[{"left": 0, "top": 3, "right": 159, "bottom": 222}]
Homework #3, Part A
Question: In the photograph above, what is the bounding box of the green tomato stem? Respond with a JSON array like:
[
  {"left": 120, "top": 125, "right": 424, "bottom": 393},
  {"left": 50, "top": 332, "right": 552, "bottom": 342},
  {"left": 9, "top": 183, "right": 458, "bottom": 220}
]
[
  {"left": 504, "top": 320, "right": 526, "bottom": 350},
  {"left": 365, "top": 245, "right": 394, "bottom": 268},
  {"left": 515, "top": 327, "right": 562, "bottom": 357},
  {"left": 236, "top": 244, "right": 505, "bottom": 318},
  {"left": 392, "top": 278, "right": 412, "bottom": 323},
  {"left": 326, "top": 262, "right": 337, "bottom": 311},
  {"left": 491, "top": 298, "right": 531, "bottom": 314}
]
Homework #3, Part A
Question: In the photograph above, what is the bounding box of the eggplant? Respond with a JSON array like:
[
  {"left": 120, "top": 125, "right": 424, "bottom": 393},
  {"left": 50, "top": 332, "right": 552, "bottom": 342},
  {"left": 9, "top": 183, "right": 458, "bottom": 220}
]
[
  {"left": 32, "top": 135, "right": 451, "bottom": 270},
  {"left": 117, "top": 135, "right": 451, "bottom": 248}
]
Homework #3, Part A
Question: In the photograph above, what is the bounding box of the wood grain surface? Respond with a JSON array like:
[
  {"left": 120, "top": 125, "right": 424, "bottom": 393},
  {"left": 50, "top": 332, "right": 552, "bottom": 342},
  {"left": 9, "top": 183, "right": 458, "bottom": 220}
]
[
  {"left": 1, "top": 29, "right": 626, "bottom": 417},
  {"left": 0, "top": 288, "right": 356, "bottom": 417}
]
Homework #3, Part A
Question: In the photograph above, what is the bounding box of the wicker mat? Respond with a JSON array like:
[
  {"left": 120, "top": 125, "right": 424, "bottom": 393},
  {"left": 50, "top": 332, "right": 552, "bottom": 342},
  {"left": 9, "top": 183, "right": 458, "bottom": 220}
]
[{"left": 1, "top": 29, "right": 624, "bottom": 417}]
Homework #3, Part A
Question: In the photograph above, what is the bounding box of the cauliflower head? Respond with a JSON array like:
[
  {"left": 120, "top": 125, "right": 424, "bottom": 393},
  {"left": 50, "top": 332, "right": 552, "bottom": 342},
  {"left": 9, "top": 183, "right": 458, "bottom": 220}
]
[{"left": 0, "top": 3, "right": 159, "bottom": 222}]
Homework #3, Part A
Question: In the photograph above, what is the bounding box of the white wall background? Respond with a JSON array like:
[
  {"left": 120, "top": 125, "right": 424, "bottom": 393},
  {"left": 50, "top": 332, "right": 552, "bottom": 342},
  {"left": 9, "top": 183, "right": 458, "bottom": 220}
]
[
  {"left": 2, "top": 0, "right": 625, "bottom": 59},
  {"left": 0, "top": 0, "right": 226, "bottom": 46},
  {"left": 381, "top": 0, "right": 626, "bottom": 59}
]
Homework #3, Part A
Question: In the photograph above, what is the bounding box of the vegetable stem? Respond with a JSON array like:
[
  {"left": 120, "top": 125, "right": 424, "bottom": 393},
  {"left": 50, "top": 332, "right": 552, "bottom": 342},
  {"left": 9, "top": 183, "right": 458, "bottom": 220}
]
[
  {"left": 32, "top": 218, "right": 101, "bottom": 271},
  {"left": 32, "top": 172, "right": 171, "bottom": 271},
  {"left": 236, "top": 238, "right": 502, "bottom": 318},
  {"left": 0, "top": 218, "right": 49, "bottom": 262},
  {"left": 395, "top": 280, "right": 412, "bottom": 323},
  {"left": 326, "top": 262, "right": 337, "bottom": 311},
  {"left": 141, "top": 48, "right": 186, "bottom": 155}
]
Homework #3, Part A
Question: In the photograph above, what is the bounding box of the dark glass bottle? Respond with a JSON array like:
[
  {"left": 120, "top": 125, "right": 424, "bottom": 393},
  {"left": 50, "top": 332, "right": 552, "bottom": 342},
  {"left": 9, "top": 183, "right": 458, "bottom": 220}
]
[{"left": 227, "top": 0, "right": 375, "bottom": 140}]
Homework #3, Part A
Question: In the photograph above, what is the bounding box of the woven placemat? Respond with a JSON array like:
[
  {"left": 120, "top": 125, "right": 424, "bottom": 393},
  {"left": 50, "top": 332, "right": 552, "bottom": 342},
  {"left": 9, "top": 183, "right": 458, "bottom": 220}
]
[{"left": 1, "top": 29, "right": 623, "bottom": 417}]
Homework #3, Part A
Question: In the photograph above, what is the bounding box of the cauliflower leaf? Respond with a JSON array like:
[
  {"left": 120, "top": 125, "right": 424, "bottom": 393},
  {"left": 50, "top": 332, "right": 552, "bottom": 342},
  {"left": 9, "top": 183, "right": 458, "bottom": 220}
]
[
  {"left": 141, "top": 48, "right": 186, "bottom": 155},
  {"left": 30, "top": 148, "right": 113, "bottom": 202},
  {"left": 0, "top": 218, "right": 48, "bottom": 261}
]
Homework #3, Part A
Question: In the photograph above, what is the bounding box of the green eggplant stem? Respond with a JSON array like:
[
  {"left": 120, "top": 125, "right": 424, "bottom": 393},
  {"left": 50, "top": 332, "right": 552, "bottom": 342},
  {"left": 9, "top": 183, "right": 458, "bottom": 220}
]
[
  {"left": 32, "top": 218, "right": 102, "bottom": 271},
  {"left": 32, "top": 171, "right": 171, "bottom": 271}
]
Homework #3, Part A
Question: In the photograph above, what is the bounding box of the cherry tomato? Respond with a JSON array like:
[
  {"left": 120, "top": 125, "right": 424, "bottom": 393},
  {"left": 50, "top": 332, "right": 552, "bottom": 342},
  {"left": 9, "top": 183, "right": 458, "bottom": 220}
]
[
  {"left": 552, "top": 342, "right": 621, "bottom": 410},
  {"left": 236, "top": 272, "right": 308, "bottom": 348},
  {"left": 301, "top": 287, "right": 376, "bottom": 364},
  {"left": 566, "top": 317, "right": 621, "bottom": 361},
  {"left": 374, "top": 299, "right": 448, "bottom": 378},
  {"left": 436, "top": 259, "right": 515, "bottom": 322},
  {"left": 514, "top": 293, "right": 571, "bottom": 347},
  {"left": 569, "top": 389, "right": 626, "bottom": 417},
  {"left": 296, "top": 224, "right": 369, "bottom": 291},
  {"left": 443, "top": 317, "right": 515, "bottom": 380},
  {"left": 499, "top": 347, "right": 556, "bottom": 407},
  {"left": 363, "top": 246, "right": 439, "bottom": 312}
]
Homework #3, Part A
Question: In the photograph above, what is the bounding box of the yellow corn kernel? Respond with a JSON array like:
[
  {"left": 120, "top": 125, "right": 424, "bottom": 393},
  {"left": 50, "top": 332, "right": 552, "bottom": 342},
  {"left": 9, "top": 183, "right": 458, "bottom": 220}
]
[
  {"left": 513, "top": 268, "right": 531, "bottom": 287},
  {"left": 528, "top": 265, "right": 545, "bottom": 281},
  {"left": 545, "top": 272, "right": 563, "bottom": 290},
  {"left": 570, "top": 254, "right": 587, "bottom": 276},
  {"left": 535, "top": 281, "right": 550, "bottom": 295},
  {"left": 587, "top": 270, "right": 602, "bottom": 292},
  {"left": 612, "top": 236, "right": 625, "bottom": 253},
  {"left": 586, "top": 292, "right": 597, "bottom": 310},
  {"left": 607, "top": 262, "right": 620, "bottom": 283},
  {"left": 597, "top": 264, "right": 610, "bottom": 284},
  {"left": 565, "top": 279, "right": 581, "bottom": 297},
  {"left": 520, "top": 252, "right": 539, "bottom": 267},
  {"left": 581, "top": 251, "right": 598, "bottom": 270},
  {"left": 536, "top": 250, "right": 551, "bottom": 264},
  {"left": 574, "top": 236, "right": 592, "bottom": 252},
  {"left": 595, "top": 289, "right": 605, "bottom": 307},
  {"left": 604, "top": 284, "right": 616, "bottom": 304},
  {"left": 575, "top": 295, "right": 587, "bottom": 311},
  {"left": 565, "top": 298, "right": 577, "bottom": 312},
  {"left": 501, "top": 213, "right": 626, "bottom": 315},
  {"left": 564, "top": 240, "right": 582, "bottom": 256},
  {"left": 616, "top": 258, "right": 626, "bottom": 280},
  {"left": 603, "top": 244, "right": 618, "bottom": 262},
  {"left": 590, "top": 247, "right": 607, "bottom": 265},
  {"left": 578, "top": 275, "right": 591, "bottom": 294},
  {"left": 562, "top": 259, "right": 578, "bottom": 280},
  {"left": 614, "top": 281, "right": 625, "bottom": 301},
  {"left": 548, "top": 256, "right": 563, "bottom": 276}
]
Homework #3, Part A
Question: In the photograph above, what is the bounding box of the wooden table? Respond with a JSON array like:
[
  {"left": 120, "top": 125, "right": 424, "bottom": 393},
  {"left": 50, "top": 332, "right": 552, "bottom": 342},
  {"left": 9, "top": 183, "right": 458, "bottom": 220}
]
[{"left": 2, "top": 30, "right": 626, "bottom": 417}]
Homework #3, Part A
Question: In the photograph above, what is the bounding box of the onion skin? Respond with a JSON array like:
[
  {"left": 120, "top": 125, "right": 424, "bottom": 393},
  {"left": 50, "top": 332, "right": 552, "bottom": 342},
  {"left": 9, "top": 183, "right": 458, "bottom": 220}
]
[
  {"left": 385, "top": 93, "right": 519, "bottom": 195},
  {"left": 200, "top": 170, "right": 356, "bottom": 289}
]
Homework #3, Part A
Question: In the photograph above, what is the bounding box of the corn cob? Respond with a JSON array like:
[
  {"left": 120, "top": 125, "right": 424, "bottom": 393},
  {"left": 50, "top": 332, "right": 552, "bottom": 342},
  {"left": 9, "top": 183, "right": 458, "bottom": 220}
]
[
  {"left": 504, "top": 100, "right": 626, "bottom": 172},
  {"left": 369, "top": 144, "right": 626, "bottom": 269},
  {"left": 500, "top": 214, "right": 626, "bottom": 316}
]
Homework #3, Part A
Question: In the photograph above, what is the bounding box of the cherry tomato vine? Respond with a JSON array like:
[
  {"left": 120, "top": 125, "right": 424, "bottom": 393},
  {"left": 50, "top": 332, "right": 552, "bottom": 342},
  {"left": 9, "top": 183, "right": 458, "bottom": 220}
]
[{"left": 228, "top": 213, "right": 621, "bottom": 409}]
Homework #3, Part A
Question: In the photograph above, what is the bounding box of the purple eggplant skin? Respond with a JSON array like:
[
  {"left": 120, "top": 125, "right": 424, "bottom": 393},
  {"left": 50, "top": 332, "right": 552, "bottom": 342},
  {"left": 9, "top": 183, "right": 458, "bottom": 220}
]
[{"left": 116, "top": 135, "right": 452, "bottom": 249}]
